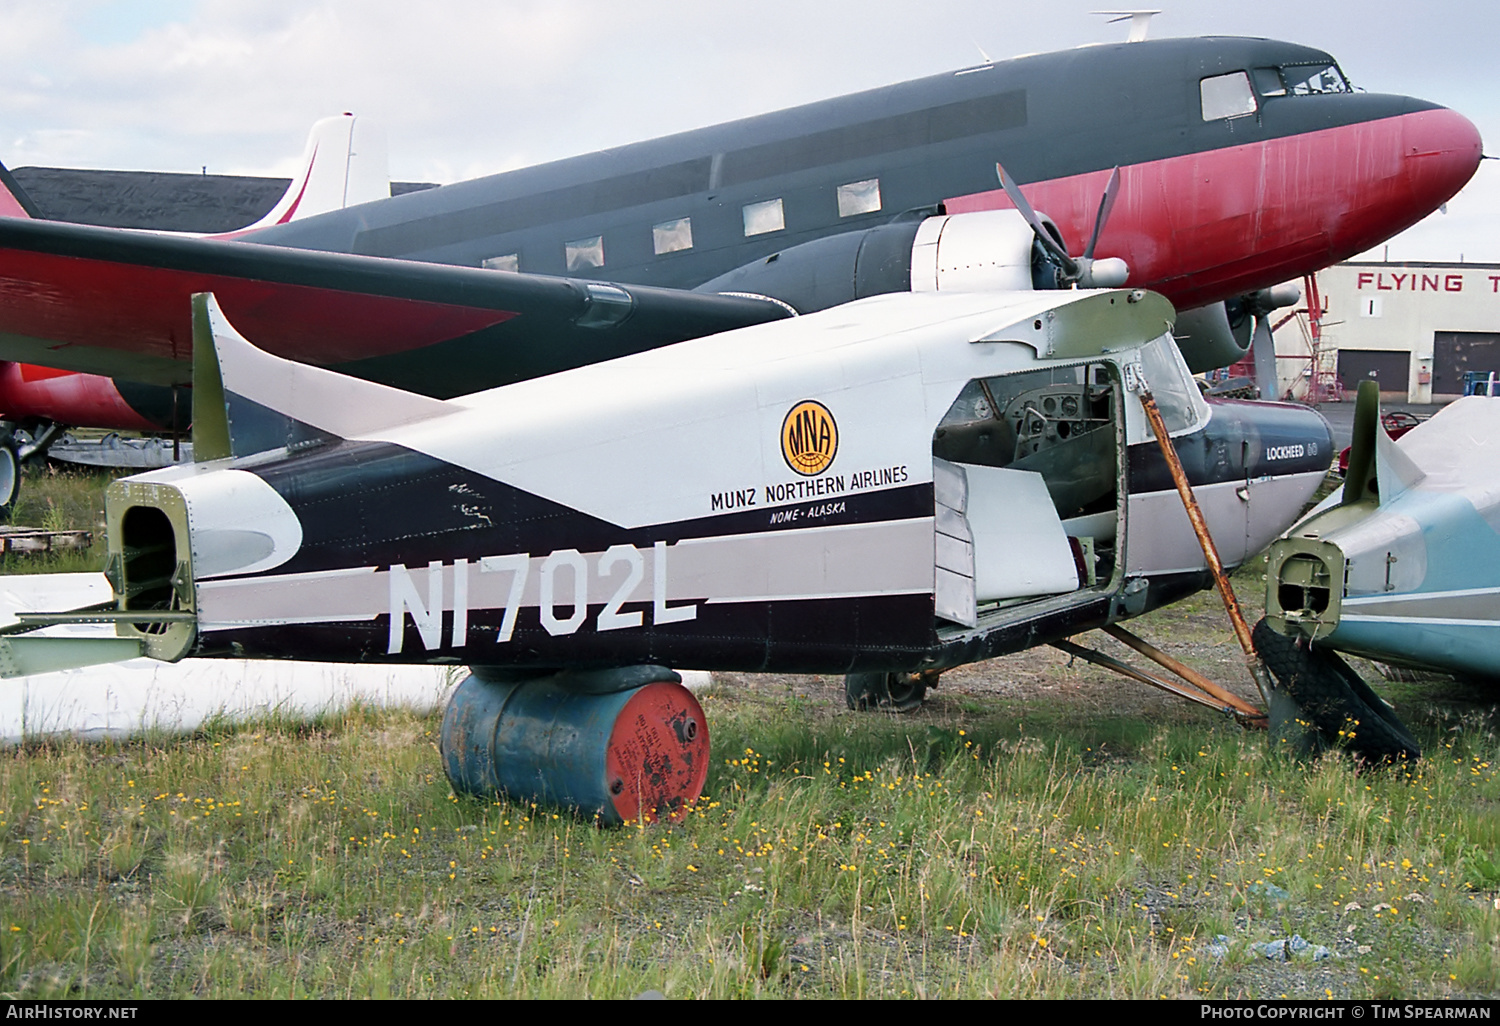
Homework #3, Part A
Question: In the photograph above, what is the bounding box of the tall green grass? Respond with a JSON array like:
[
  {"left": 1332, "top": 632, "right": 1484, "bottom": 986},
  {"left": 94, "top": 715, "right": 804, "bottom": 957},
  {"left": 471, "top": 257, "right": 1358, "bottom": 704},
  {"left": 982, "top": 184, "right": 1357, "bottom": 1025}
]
[
  {"left": 1, "top": 463, "right": 117, "bottom": 576},
  {"left": 0, "top": 691, "right": 1492, "bottom": 999}
]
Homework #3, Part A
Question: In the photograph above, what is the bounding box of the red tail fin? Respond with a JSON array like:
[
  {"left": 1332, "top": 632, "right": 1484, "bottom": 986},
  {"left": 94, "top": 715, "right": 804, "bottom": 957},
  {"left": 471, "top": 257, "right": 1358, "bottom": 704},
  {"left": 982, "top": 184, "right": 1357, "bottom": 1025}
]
[{"left": 0, "top": 163, "right": 38, "bottom": 219}]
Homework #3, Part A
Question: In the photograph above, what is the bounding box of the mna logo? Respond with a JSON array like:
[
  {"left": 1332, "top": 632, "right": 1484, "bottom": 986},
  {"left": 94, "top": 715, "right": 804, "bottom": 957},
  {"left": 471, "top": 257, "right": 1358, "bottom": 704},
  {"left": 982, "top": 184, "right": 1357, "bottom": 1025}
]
[{"left": 781, "top": 400, "right": 838, "bottom": 476}]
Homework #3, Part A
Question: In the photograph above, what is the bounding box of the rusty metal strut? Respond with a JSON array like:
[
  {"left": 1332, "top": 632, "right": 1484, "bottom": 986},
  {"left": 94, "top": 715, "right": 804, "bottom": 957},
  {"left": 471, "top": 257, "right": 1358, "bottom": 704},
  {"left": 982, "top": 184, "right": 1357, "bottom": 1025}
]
[{"left": 1128, "top": 374, "right": 1275, "bottom": 710}]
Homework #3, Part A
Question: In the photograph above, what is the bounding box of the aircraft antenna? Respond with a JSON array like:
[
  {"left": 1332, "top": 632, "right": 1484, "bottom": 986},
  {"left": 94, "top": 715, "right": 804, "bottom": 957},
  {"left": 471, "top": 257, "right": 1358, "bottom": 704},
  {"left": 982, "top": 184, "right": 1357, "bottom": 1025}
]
[{"left": 1092, "top": 10, "right": 1161, "bottom": 42}]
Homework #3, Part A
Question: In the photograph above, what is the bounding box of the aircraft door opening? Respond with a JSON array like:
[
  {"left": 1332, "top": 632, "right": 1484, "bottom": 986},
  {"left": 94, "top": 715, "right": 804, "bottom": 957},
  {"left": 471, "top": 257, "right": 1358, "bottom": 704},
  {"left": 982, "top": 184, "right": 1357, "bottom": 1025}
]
[{"left": 931, "top": 362, "right": 1123, "bottom": 627}]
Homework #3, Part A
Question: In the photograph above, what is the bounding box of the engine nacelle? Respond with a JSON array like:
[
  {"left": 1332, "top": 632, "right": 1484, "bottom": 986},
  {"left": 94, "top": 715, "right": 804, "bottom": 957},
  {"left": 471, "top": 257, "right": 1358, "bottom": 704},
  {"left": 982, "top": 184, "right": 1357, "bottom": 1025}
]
[
  {"left": 1173, "top": 301, "right": 1252, "bottom": 373},
  {"left": 908, "top": 210, "right": 1039, "bottom": 293},
  {"left": 1174, "top": 284, "right": 1304, "bottom": 374},
  {"left": 694, "top": 210, "right": 1049, "bottom": 314}
]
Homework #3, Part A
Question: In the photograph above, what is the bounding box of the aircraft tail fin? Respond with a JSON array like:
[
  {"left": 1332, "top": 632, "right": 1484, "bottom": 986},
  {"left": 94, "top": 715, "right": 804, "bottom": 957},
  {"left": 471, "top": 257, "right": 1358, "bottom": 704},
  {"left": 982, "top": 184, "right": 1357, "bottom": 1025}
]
[
  {"left": 237, "top": 114, "right": 390, "bottom": 232},
  {"left": 0, "top": 161, "right": 40, "bottom": 219},
  {"left": 1374, "top": 416, "right": 1426, "bottom": 502},
  {"left": 191, "top": 292, "right": 453, "bottom": 460},
  {"left": 1341, "top": 380, "right": 1426, "bottom": 506}
]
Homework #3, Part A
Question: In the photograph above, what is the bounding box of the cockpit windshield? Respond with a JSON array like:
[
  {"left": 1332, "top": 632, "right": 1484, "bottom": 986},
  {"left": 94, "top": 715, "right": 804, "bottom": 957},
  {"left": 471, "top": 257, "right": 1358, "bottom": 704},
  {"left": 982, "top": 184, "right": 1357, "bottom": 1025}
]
[
  {"left": 1137, "top": 336, "right": 1208, "bottom": 436},
  {"left": 1277, "top": 63, "right": 1351, "bottom": 96}
]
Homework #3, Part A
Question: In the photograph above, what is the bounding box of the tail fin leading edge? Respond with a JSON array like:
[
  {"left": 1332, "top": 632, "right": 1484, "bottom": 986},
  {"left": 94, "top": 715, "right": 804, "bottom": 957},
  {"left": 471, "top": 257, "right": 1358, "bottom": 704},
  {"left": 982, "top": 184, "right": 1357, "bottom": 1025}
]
[
  {"left": 191, "top": 292, "right": 452, "bottom": 460},
  {"left": 237, "top": 114, "right": 390, "bottom": 232},
  {"left": 1342, "top": 379, "right": 1426, "bottom": 507},
  {"left": 0, "top": 161, "right": 39, "bottom": 219}
]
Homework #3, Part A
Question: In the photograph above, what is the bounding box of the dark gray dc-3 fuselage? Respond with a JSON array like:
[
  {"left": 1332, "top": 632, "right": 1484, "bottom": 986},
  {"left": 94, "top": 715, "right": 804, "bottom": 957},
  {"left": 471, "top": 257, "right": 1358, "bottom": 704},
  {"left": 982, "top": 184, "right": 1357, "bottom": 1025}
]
[{"left": 252, "top": 35, "right": 1478, "bottom": 308}]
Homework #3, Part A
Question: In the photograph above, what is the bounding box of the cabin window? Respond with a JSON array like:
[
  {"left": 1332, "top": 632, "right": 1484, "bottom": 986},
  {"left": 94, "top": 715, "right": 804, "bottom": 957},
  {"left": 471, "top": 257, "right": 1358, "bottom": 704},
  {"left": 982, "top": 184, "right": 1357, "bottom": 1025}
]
[
  {"left": 742, "top": 198, "right": 785, "bottom": 236},
  {"left": 1200, "top": 72, "right": 1257, "bottom": 121},
  {"left": 836, "top": 178, "right": 882, "bottom": 218},
  {"left": 565, "top": 235, "right": 604, "bottom": 271},
  {"left": 1252, "top": 67, "right": 1286, "bottom": 97},
  {"left": 652, "top": 217, "right": 694, "bottom": 255},
  {"left": 482, "top": 253, "right": 519, "bottom": 272},
  {"left": 1280, "top": 63, "right": 1351, "bottom": 95}
]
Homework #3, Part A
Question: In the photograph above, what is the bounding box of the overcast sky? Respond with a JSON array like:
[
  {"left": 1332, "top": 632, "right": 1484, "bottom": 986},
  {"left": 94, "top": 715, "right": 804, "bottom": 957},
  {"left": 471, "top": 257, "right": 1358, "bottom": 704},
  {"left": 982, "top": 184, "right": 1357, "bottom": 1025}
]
[{"left": 2, "top": 0, "right": 1496, "bottom": 261}]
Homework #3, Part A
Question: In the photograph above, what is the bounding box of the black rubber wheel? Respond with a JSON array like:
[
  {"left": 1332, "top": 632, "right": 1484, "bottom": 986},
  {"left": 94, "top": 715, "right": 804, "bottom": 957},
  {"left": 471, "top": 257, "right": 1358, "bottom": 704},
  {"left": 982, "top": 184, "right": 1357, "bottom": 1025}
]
[
  {"left": 0, "top": 442, "right": 19, "bottom": 521},
  {"left": 845, "top": 671, "right": 928, "bottom": 712},
  {"left": 1252, "top": 618, "right": 1420, "bottom": 764}
]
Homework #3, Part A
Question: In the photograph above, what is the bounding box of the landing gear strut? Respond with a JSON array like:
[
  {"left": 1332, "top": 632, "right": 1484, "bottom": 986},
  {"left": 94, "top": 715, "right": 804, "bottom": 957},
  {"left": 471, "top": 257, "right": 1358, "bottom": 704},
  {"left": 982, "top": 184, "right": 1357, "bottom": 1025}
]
[
  {"left": 440, "top": 665, "right": 710, "bottom": 825},
  {"left": 0, "top": 420, "right": 65, "bottom": 520}
]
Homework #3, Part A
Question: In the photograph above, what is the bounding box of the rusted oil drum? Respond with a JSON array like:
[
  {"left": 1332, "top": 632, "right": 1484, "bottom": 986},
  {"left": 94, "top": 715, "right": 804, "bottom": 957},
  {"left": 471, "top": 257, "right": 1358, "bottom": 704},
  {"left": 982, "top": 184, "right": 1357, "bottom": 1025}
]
[{"left": 440, "top": 668, "right": 709, "bottom": 825}]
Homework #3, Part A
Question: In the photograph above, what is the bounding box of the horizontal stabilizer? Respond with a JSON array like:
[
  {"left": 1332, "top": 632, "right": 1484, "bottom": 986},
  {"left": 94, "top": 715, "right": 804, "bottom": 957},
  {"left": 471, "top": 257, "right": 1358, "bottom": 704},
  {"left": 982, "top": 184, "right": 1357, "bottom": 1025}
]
[
  {"left": 0, "top": 572, "right": 141, "bottom": 678},
  {"left": 192, "top": 292, "right": 454, "bottom": 458},
  {"left": 237, "top": 114, "right": 390, "bottom": 232},
  {"left": 0, "top": 635, "right": 144, "bottom": 678}
]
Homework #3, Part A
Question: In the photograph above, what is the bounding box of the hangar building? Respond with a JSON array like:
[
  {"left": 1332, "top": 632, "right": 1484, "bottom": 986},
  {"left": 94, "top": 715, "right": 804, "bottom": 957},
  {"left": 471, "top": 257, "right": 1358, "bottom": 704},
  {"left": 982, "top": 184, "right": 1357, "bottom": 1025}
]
[{"left": 1280, "top": 261, "right": 1500, "bottom": 404}]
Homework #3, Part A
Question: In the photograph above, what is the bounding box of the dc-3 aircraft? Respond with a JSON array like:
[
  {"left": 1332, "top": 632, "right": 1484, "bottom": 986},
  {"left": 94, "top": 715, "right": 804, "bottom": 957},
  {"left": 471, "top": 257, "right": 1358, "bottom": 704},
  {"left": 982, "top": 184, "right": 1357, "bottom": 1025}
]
[
  {"left": 0, "top": 36, "right": 1479, "bottom": 407},
  {"left": 0, "top": 114, "right": 390, "bottom": 511},
  {"left": 1, "top": 285, "right": 1334, "bottom": 823},
  {"left": 1258, "top": 383, "right": 1500, "bottom": 760}
]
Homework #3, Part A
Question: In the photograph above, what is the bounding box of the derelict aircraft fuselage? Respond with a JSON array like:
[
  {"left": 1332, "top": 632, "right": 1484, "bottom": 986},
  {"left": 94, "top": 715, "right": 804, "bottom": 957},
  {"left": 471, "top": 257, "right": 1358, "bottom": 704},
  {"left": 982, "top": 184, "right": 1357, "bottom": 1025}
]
[
  {"left": 255, "top": 35, "right": 1476, "bottom": 321},
  {"left": 69, "top": 284, "right": 1335, "bottom": 821},
  {"left": 107, "top": 288, "right": 1332, "bottom": 679}
]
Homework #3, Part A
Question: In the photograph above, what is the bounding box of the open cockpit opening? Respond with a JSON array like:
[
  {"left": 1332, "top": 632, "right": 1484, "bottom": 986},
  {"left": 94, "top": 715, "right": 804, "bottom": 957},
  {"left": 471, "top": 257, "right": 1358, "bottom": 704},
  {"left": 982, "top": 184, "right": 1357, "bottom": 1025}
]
[{"left": 931, "top": 362, "right": 1123, "bottom": 627}]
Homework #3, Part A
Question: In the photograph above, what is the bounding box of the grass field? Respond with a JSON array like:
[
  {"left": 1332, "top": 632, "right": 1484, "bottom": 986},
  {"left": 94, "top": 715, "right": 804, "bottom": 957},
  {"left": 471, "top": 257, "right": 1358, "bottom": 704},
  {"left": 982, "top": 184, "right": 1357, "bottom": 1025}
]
[
  {"left": 0, "top": 463, "right": 114, "bottom": 577},
  {"left": 0, "top": 462, "right": 1494, "bottom": 999}
]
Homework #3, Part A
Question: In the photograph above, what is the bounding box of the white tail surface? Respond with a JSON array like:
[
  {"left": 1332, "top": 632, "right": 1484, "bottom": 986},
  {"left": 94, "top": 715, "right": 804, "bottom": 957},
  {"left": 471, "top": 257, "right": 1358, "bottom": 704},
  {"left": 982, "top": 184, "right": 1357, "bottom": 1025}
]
[
  {"left": 237, "top": 113, "right": 390, "bottom": 231},
  {"left": 204, "top": 293, "right": 453, "bottom": 439}
]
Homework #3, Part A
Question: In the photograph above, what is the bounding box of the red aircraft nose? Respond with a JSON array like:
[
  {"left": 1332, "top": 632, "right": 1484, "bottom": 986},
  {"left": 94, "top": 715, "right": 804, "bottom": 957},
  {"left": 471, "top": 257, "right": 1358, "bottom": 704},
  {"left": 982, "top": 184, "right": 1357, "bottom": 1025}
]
[
  {"left": 1323, "top": 104, "right": 1484, "bottom": 263},
  {"left": 1399, "top": 105, "right": 1484, "bottom": 214}
]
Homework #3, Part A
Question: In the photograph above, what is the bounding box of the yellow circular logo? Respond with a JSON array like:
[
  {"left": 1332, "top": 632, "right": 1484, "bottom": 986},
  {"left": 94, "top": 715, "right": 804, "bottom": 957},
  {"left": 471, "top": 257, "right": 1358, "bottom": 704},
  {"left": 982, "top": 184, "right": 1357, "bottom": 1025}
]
[{"left": 781, "top": 400, "right": 838, "bottom": 476}]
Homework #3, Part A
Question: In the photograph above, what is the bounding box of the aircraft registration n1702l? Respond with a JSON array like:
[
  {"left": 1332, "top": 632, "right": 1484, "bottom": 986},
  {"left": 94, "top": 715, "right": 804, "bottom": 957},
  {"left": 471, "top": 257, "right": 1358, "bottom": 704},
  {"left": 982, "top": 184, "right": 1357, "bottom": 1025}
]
[
  {"left": 0, "top": 35, "right": 1480, "bottom": 407},
  {"left": 0, "top": 286, "right": 1334, "bottom": 823}
]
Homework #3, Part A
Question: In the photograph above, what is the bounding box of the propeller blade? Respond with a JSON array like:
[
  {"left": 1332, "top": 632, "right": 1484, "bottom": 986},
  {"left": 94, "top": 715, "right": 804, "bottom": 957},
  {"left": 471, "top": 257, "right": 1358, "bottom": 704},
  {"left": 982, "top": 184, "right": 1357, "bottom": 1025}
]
[
  {"left": 995, "top": 162, "right": 1078, "bottom": 278},
  {"left": 1251, "top": 313, "right": 1279, "bottom": 401},
  {"left": 1083, "top": 166, "right": 1121, "bottom": 261}
]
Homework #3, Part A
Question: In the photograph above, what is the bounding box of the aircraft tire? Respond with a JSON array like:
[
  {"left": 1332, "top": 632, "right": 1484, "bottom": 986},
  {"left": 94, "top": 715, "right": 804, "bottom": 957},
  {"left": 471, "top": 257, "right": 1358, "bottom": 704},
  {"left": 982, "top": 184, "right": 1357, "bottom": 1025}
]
[
  {"left": 844, "top": 671, "right": 927, "bottom": 712},
  {"left": 1252, "top": 618, "right": 1420, "bottom": 764},
  {"left": 0, "top": 441, "right": 20, "bottom": 520}
]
